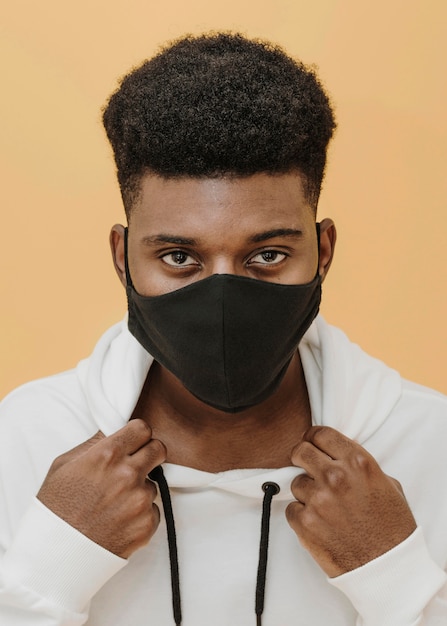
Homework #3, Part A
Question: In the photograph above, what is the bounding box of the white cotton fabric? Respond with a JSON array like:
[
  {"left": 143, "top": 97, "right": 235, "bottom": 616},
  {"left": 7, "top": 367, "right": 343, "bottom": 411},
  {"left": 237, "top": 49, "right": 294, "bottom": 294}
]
[{"left": 1, "top": 316, "right": 447, "bottom": 625}]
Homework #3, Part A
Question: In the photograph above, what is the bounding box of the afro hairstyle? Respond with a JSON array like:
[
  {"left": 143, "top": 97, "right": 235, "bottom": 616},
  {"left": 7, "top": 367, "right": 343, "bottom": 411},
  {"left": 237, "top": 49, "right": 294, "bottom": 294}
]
[{"left": 102, "top": 32, "right": 336, "bottom": 215}]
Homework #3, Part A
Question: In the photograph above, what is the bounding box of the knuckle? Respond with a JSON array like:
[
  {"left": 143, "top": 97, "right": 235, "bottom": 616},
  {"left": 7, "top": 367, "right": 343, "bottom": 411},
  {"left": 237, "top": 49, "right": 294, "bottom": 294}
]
[
  {"left": 298, "top": 508, "right": 317, "bottom": 533},
  {"left": 115, "top": 462, "right": 139, "bottom": 484},
  {"left": 324, "top": 465, "right": 347, "bottom": 490},
  {"left": 352, "top": 451, "right": 374, "bottom": 474},
  {"left": 96, "top": 445, "right": 115, "bottom": 465},
  {"left": 133, "top": 489, "right": 151, "bottom": 515},
  {"left": 312, "top": 488, "right": 332, "bottom": 511},
  {"left": 98, "top": 440, "right": 123, "bottom": 465}
]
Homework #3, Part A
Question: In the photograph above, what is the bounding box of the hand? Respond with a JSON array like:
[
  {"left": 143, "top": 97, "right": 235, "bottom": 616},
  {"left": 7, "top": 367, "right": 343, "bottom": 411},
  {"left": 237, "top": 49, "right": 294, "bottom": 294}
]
[
  {"left": 37, "top": 419, "right": 166, "bottom": 558},
  {"left": 286, "top": 426, "right": 417, "bottom": 577}
]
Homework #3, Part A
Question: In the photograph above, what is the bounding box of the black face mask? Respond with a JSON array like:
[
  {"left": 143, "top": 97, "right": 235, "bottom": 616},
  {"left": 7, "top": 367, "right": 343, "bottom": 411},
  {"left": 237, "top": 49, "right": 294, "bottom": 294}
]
[{"left": 124, "top": 227, "right": 321, "bottom": 413}]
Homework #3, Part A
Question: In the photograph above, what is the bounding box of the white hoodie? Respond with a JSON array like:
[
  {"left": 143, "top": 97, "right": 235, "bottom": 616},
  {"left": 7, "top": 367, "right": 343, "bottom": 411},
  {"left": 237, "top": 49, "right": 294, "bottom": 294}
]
[{"left": 0, "top": 316, "right": 446, "bottom": 626}]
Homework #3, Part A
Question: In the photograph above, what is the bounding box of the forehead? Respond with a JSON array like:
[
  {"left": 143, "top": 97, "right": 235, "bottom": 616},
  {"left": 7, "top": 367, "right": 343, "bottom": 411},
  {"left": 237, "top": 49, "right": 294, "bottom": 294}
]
[{"left": 130, "top": 171, "right": 315, "bottom": 236}]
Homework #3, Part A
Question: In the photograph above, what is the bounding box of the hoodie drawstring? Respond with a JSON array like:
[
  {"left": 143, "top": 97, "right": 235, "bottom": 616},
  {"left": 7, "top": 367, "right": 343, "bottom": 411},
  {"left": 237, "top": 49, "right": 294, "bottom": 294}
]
[
  {"left": 255, "top": 482, "right": 281, "bottom": 626},
  {"left": 149, "top": 466, "right": 182, "bottom": 626},
  {"left": 149, "top": 468, "right": 280, "bottom": 626}
]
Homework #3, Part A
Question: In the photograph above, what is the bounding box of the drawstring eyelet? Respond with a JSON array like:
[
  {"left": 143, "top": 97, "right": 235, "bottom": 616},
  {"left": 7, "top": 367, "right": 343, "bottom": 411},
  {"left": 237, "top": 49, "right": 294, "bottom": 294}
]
[{"left": 262, "top": 481, "right": 280, "bottom": 495}]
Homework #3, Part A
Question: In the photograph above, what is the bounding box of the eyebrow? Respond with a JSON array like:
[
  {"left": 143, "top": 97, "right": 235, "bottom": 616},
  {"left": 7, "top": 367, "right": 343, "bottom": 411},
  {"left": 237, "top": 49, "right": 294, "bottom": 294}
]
[
  {"left": 141, "top": 234, "right": 198, "bottom": 246},
  {"left": 141, "top": 228, "right": 303, "bottom": 247},
  {"left": 250, "top": 228, "right": 303, "bottom": 243}
]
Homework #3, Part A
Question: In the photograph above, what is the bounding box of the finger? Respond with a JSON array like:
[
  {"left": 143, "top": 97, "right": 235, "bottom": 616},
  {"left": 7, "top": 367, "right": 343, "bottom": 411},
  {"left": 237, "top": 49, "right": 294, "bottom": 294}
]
[
  {"left": 291, "top": 473, "right": 314, "bottom": 504},
  {"left": 290, "top": 440, "right": 332, "bottom": 477},
  {"left": 107, "top": 419, "right": 153, "bottom": 455},
  {"left": 285, "top": 500, "right": 305, "bottom": 528},
  {"left": 144, "top": 476, "right": 159, "bottom": 500},
  {"left": 52, "top": 431, "right": 106, "bottom": 469},
  {"left": 69, "top": 430, "right": 105, "bottom": 454},
  {"left": 303, "top": 426, "right": 358, "bottom": 461},
  {"left": 131, "top": 438, "right": 167, "bottom": 475}
]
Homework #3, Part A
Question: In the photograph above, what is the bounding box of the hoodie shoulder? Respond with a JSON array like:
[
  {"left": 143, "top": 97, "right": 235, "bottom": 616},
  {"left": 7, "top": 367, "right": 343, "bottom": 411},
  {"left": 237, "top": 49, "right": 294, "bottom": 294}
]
[
  {"left": 0, "top": 368, "right": 89, "bottom": 428},
  {"left": 301, "top": 317, "right": 403, "bottom": 443}
]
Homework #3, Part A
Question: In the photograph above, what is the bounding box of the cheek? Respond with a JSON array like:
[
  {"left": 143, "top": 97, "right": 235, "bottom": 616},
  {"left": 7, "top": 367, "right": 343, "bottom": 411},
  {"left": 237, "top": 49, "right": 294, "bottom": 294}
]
[
  {"left": 130, "top": 266, "right": 169, "bottom": 297},
  {"left": 130, "top": 256, "right": 194, "bottom": 297},
  {"left": 284, "top": 247, "right": 319, "bottom": 285},
  {"left": 127, "top": 251, "right": 159, "bottom": 296}
]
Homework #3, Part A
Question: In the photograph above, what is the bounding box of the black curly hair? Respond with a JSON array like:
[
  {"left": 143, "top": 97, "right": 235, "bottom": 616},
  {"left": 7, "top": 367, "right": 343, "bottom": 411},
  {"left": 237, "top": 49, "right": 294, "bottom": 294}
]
[{"left": 102, "top": 32, "right": 336, "bottom": 216}]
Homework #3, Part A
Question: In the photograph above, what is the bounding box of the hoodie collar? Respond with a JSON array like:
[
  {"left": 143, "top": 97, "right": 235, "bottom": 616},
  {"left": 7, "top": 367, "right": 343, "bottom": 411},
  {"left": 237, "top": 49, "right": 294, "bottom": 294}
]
[{"left": 76, "top": 315, "right": 402, "bottom": 493}]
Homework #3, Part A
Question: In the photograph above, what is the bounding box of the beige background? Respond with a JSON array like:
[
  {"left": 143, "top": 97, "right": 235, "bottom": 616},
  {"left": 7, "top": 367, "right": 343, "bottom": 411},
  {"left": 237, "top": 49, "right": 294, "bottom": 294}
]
[{"left": 1, "top": 0, "right": 446, "bottom": 398}]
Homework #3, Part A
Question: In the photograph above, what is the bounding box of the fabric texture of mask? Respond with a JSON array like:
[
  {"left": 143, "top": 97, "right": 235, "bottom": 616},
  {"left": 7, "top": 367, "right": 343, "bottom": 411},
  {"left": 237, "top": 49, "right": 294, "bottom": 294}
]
[{"left": 124, "top": 229, "right": 322, "bottom": 412}]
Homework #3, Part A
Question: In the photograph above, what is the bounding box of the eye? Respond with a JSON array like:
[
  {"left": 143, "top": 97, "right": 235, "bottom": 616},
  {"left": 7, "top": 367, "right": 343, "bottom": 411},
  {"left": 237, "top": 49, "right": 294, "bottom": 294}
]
[
  {"left": 248, "top": 250, "right": 287, "bottom": 266},
  {"left": 161, "top": 250, "right": 198, "bottom": 267}
]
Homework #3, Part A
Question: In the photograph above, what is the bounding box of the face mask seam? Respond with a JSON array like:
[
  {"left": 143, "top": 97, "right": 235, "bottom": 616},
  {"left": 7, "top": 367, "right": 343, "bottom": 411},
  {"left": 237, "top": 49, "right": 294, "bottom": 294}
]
[{"left": 221, "top": 277, "right": 232, "bottom": 408}]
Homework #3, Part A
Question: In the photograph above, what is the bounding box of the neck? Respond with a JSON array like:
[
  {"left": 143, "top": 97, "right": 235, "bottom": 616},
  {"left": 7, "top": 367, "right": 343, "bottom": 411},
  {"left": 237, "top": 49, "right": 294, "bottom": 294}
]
[{"left": 132, "top": 351, "right": 312, "bottom": 472}]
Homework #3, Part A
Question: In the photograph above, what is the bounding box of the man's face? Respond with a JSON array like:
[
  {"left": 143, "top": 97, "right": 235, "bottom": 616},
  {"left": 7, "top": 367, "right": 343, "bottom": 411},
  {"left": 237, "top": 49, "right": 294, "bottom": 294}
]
[{"left": 112, "top": 171, "right": 334, "bottom": 296}]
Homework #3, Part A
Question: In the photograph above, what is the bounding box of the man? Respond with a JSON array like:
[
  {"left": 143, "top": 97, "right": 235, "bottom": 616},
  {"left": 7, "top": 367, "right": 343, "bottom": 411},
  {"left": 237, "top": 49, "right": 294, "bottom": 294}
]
[{"left": 0, "top": 33, "right": 446, "bottom": 626}]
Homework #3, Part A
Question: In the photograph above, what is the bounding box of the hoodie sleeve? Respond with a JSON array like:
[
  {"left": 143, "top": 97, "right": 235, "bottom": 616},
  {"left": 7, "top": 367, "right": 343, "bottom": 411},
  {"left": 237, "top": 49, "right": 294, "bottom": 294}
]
[
  {"left": 0, "top": 498, "right": 127, "bottom": 626},
  {"left": 328, "top": 527, "right": 447, "bottom": 626}
]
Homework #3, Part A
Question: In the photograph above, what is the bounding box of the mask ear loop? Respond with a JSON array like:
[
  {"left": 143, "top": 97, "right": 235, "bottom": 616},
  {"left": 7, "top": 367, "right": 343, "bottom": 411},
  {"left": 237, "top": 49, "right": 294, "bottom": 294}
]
[
  {"left": 316, "top": 222, "right": 321, "bottom": 277},
  {"left": 123, "top": 227, "right": 133, "bottom": 287}
]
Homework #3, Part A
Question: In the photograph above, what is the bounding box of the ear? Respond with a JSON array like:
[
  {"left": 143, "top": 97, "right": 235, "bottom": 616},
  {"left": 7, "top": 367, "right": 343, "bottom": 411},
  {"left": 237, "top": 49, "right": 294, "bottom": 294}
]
[
  {"left": 318, "top": 218, "right": 336, "bottom": 282},
  {"left": 110, "top": 224, "right": 127, "bottom": 288}
]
